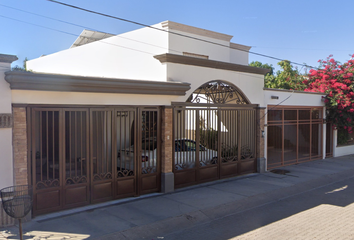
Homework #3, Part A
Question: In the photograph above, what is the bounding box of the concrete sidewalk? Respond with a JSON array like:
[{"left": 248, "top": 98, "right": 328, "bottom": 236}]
[{"left": 1, "top": 155, "right": 354, "bottom": 240}]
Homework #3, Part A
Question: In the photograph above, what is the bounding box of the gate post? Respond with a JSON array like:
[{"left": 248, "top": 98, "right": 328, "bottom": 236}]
[
  {"left": 160, "top": 106, "right": 174, "bottom": 193},
  {"left": 256, "top": 107, "right": 266, "bottom": 173}
]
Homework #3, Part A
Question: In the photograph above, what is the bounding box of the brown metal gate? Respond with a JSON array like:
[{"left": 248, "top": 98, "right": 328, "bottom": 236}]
[
  {"left": 31, "top": 107, "right": 160, "bottom": 216},
  {"left": 267, "top": 106, "right": 323, "bottom": 169},
  {"left": 173, "top": 105, "right": 257, "bottom": 188}
]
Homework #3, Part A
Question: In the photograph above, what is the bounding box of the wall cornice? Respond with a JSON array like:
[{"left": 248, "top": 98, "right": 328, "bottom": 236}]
[
  {"left": 230, "top": 42, "right": 252, "bottom": 52},
  {"left": 161, "top": 21, "right": 233, "bottom": 41},
  {"left": 0, "top": 54, "right": 18, "bottom": 63},
  {"left": 263, "top": 88, "right": 326, "bottom": 95},
  {"left": 5, "top": 71, "right": 190, "bottom": 95},
  {"left": 154, "top": 53, "right": 270, "bottom": 75}
]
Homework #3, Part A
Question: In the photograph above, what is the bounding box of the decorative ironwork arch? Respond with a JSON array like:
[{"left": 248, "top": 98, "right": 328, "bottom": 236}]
[{"left": 187, "top": 80, "right": 251, "bottom": 104}]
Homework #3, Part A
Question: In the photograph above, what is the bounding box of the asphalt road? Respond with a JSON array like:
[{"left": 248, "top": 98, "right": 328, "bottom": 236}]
[{"left": 156, "top": 176, "right": 354, "bottom": 240}]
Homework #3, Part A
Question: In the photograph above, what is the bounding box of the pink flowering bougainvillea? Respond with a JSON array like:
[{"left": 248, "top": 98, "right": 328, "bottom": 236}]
[{"left": 304, "top": 55, "right": 354, "bottom": 142}]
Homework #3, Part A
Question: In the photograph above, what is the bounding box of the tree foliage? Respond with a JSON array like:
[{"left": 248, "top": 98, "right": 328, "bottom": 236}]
[
  {"left": 249, "top": 61, "right": 275, "bottom": 84},
  {"left": 304, "top": 55, "right": 354, "bottom": 136},
  {"left": 12, "top": 57, "right": 28, "bottom": 71},
  {"left": 250, "top": 60, "right": 306, "bottom": 90}
]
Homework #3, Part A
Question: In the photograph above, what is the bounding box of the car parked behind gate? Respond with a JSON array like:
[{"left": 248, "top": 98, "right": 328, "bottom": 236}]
[{"left": 117, "top": 139, "right": 218, "bottom": 172}]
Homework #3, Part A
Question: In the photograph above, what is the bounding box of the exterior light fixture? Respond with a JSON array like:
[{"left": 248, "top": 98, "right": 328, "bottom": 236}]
[{"left": 271, "top": 96, "right": 279, "bottom": 99}]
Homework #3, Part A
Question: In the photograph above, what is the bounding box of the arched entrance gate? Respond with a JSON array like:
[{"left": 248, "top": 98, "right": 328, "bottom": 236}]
[{"left": 173, "top": 81, "right": 258, "bottom": 188}]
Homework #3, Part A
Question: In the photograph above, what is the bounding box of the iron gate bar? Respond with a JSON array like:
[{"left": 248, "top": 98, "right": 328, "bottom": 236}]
[
  {"left": 31, "top": 108, "right": 63, "bottom": 216},
  {"left": 137, "top": 108, "right": 141, "bottom": 195},
  {"left": 90, "top": 108, "right": 115, "bottom": 203},
  {"left": 196, "top": 109, "right": 200, "bottom": 181},
  {"left": 217, "top": 109, "right": 221, "bottom": 178},
  {"left": 62, "top": 108, "right": 89, "bottom": 208},
  {"left": 138, "top": 107, "right": 161, "bottom": 195},
  {"left": 114, "top": 108, "right": 137, "bottom": 198},
  {"left": 238, "top": 111, "right": 241, "bottom": 162}
]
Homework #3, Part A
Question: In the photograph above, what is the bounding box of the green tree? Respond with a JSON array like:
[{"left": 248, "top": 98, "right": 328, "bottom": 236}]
[
  {"left": 249, "top": 61, "right": 275, "bottom": 85},
  {"left": 271, "top": 60, "right": 306, "bottom": 90},
  {"left": 12, "top": 57, "right": 28, "bottom": 71},
  {"left": 250, "top": 60, "right": 306, "bottom": 90}
]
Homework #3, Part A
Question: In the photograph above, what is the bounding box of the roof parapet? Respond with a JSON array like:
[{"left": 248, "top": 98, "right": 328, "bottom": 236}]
[{"left": 161, "top": 20, "right": 233, "bottom": 42}]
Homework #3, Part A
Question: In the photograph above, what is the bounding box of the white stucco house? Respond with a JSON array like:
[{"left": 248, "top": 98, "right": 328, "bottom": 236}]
[{"left": 0, "top": 20, "right": 351, "bottom": 226}]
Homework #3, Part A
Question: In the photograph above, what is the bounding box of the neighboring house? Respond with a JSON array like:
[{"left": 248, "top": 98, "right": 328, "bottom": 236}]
[{"left": 0, "top": 20, "right": 351, "bottom": 226}]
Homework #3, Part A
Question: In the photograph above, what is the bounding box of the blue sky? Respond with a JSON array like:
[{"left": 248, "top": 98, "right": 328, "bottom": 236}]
[{"left": 1, "top": 0, "right": 353, "bottom": 72}]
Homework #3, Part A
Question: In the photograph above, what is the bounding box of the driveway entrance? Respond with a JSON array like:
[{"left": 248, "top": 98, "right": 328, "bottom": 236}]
[
  {"left": 173, "top": 80, "right": 258, "bottom": 188},
  {"left": 30, "top": 107, "right": 160, "bottom": 216}
]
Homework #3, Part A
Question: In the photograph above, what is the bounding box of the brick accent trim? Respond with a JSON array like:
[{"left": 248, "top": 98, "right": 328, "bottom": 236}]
[
  {"left": 256, "top": 108, "right": 265, "bottom": 159},
  {"left": 161, "top": 107, "right": 173, "bottom": 173},
  {"left": 12, "top": 107, "right": 28, "bottom": 186}
]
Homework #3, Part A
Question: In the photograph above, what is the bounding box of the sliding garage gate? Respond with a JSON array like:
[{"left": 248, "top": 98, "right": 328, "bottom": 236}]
[
  {"left": 173, "top": 105, "right": 257, "bottom": 188},
  {"left": 267, "top": 106, "right": 323, "bottom": 169},
  {"left": 30, "top": 107, "right": 160, "bottom": 216}
]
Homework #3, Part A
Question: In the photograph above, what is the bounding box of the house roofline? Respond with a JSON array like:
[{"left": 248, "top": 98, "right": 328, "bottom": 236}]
[
  {"left": 154, "top": 53, "right": 270, "bottom": 75},
  {"left": 161, "top": 21, "right": 233, "bottom": 42},
  {"left": 230, "top": 42, "right": 252, "bottom": 52},
  {"left": 5, "top": 71, "right": 190, "bottom": 96}
]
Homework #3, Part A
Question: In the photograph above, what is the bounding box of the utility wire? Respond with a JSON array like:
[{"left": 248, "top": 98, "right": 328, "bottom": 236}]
[
  {"left": 0, "top": 2, "right": 317, "bottom": 68},
  {"left": 46, "top": 0, "right": 316, "bottom": 69},
  {"left": 0, "top": 14, "right": 158, "bottom": 56},
  {"left": 0, "top": 3, "right": 181, "bottom": 54}
]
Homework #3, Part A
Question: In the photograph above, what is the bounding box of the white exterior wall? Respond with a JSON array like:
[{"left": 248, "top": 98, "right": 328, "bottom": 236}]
[
  {"left": 27, "top": 21, "right": 251, "bottom": 81},
  {"left": 230, "top": 48, "right": 249, "bottom": 65},
  {"left": 0, "top": 62, "right": 14, "bottom": 190},
  {"left": 168, "top": 29, "right": 231, "bottom": 62},
  {"left": 0, "top": 63, "right": 12, "bottom": 113},
  {"left": 11, "top": 90, "right": 181, "bottom": 106},
  {"left": 264, "top": 90, "right": 325, "bottom": 107},
  {"left": 333, "top": 130, "right": 354, "bottom": 157},
  {"left": 167, "top": 63, "right": 265, "bottom": 104},
  {"left": 27, "top": 23, "right": 169, "bottom": 81}
]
